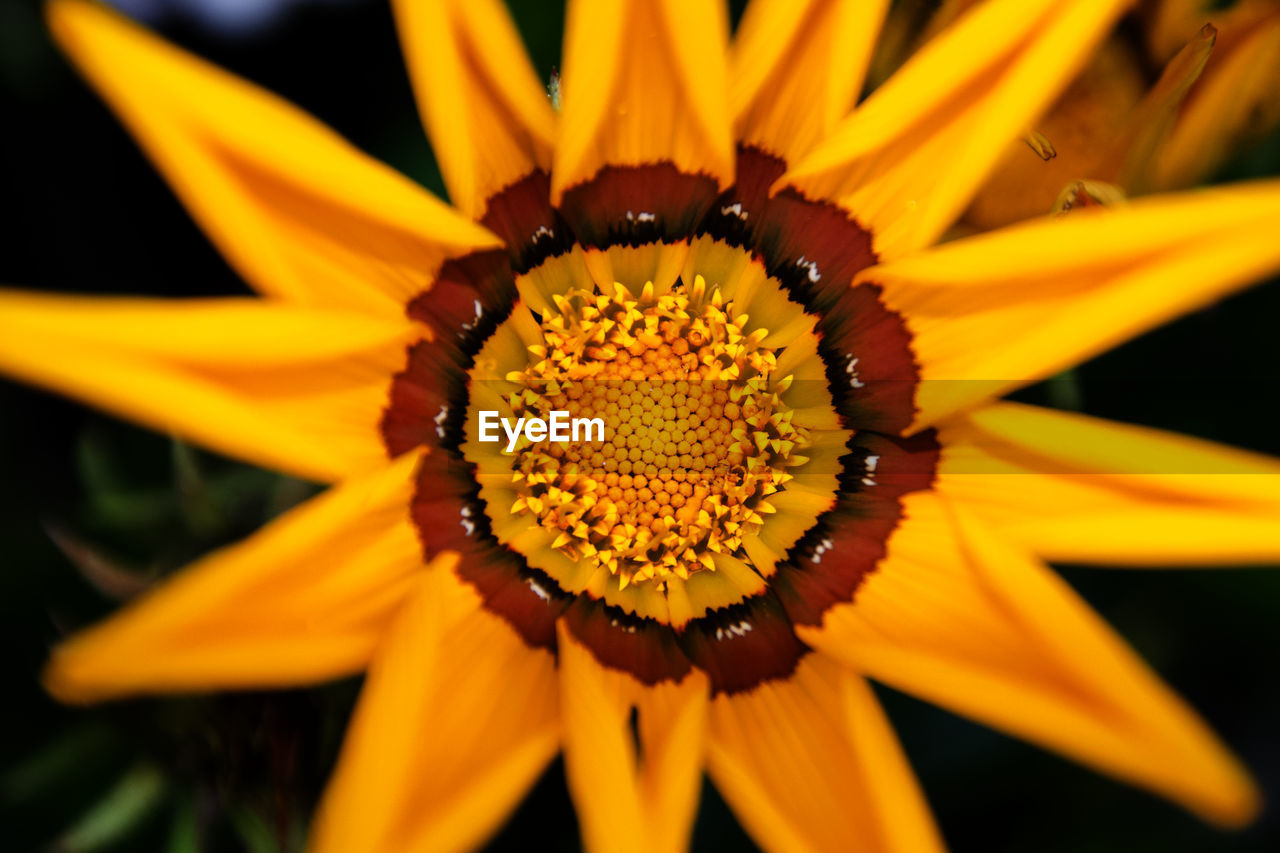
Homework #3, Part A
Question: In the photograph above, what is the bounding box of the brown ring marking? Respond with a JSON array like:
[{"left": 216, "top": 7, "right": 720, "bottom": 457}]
[
  {"left": 774, "top": 430, "right": 940, "bottom": 627},
  {"left": 557, "top": 163, "right": 720, "bottom": 250},
  {"left": 675, "top": 590, "right": 808, "bottom": 695},
  {"left": 479, "top": 170, "right": 578, "bottom": 275},
  {"left": 561, "top": 596, "right": 694, "bottom": 685}
]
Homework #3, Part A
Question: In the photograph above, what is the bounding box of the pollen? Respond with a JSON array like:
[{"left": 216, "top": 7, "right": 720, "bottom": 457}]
[{"left": 505, "top": 275, "right": 810, "bottom": 591}]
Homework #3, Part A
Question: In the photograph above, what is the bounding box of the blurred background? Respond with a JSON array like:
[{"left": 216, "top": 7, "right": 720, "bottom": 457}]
[{"left": 1, "top": 0, "right": 1278, "bottom": 850}]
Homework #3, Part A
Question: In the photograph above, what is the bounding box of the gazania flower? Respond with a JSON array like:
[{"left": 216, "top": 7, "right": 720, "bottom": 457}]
[{"left": 5, "top": 0, "right": 1280, "bottom": 850}]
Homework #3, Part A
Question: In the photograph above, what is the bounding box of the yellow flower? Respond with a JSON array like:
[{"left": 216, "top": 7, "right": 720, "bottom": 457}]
[{"left": 3, "top": 1, "right": 1280, "bottom": 851}]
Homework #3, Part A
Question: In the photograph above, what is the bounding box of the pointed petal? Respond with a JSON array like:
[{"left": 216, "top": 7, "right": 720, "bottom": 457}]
[
  {"left": 780, "top": 0, "right": 1129, "bottom": 257},
  {"left": 557, "top": 622, "right": 708, "bottom": 853},
  {"left": 798, "top": 491, "right": 1260, "bottom": 827},
  {"left": 634, "top": 674, "right": 710, "bottom": 853},
  {"left": 707, "top": 655, "right": 943, "bottom": 853},
  {"left": 0, "top": 291, "right": 417, "bottom": 482},
  {"left": 552, "top": 0, "right": 733, "bottom": 202},
  {"left": 1155, "top": 12, "right": 1280, "bottom": 190},
  {"left": 392, "top": 0, "right": 555, "bottom": 219},
  {"left": 48, "top": 0, "right": 501, "bottom": 315},
  {"left": 862, "top": 181, "right": 1280, "bottom": 431},
  {"left": 1110, "top": 21, "right": 1216, "bottom": 194},
  {"left": 312, "top": 567, "right": 559, "bottom": 853},
  {"left": 730, "top": 0, "right": 889, "bottom": 162},
  {"left": 558, "top": 624, "right": 644, "bottom": 853},
  {"left": 937, "top": 401, "right": 1280, "bottom": 566},
  {"left": 44, "top": 450, "right": 425, "bottom": 703}
]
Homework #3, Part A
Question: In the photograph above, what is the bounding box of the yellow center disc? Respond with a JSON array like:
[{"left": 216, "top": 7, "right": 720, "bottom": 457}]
[{"left": 504, "top": 275, "right": 811, "bottom": 590}]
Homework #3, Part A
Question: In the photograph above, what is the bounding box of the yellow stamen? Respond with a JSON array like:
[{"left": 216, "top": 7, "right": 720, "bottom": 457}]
[{"left": 506, "top": 276, "right": 811, "bottom": 591}]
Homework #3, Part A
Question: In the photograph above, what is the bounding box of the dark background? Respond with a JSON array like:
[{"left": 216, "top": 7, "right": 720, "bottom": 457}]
[{"left": 2, "top": 0, "right": 1278, "bottom": 850}]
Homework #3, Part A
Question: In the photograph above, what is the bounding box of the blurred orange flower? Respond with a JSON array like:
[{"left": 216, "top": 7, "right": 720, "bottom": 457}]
[{"left": 962, "top": 0, "right": 1280, "bottom": 229}]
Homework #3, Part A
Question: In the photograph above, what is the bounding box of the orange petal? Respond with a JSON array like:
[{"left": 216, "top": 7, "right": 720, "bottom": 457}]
[
  {"left": 48, "top": 0, "right": 501, "bottom": 315},
  {"left": 779, "top": 0, "right": 1130, "bottom": 258},
  {"left": 312, "top": 567, "right": 559, "bottom": 853},
  {"left": 45, "top": 450, "right": 425, "bottom": 703},
  {"left": 557, "top": 623, "right": 708, "bottom": 853},
  {"left": 552, "top": 0, "right": 733, "bottom": 202},
  {"left": 861, "top": 180, "right": 1280, "bottom": 431},
  {"left": 1155, "top": 11, "right": 1280, "bottom": 190},
  {"left": 730, "top": 0, "right": 889, "bottom": 163},
  {"left": 937, "top": 401, "right": 1280, "bottom": 566},
  {"left": 0, "top": 291, "right": 417, "bottom": 481},
  {"left": 392, "top": 0, "right": 555, "bottom": 219},
  {"left": 707, "top": 655, "right": 943, "bottom": 853},
  {"left": 1110, "top": 22, "right": 1216, "bottom": 194},
  {"left": 799, "top": 491, "right": 1260, "bottom": 827},
  {"left": 960, "top": 35, "right": 1146, "bottom": 231}
]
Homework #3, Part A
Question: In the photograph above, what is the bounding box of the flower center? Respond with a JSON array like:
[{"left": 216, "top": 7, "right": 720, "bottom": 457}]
[
  {"left": 386, "top": 159, "right": 933, "bottom": 691},
  {"left": 504, "top": 275, "right": 811, "bottom": 590}
]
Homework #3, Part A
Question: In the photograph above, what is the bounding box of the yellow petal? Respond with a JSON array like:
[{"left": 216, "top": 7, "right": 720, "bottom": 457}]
[
  {"left": 862, "top": 181, "right": 1280, "bottom": 430},
  {"left": 392, "top": 0, "right": 555, "bottom": 219},
  {"left": 312, "top": 567, "right": 559, "bottom": 853},
  {"left": 557, "top": 622, "right": 708, "bottom": 853},
  {"left": 44, "top": 450, "right": 425, "bottom": 703},
  {"left": 0, "top": 290, "right": 417, "bottom": 482},
  {"left": 552, "top": 0, "right": 733, "bottom": 202},
  {"left": 937, "top": 401, "right": 1280, "bottom": 565},
  {"left": 730, "top": 0, "right": 889, "bottom": 163},
  {"left": 47, "top": 0, "right": 501, "bottom": 315},
  {"left": 780, "top": 0, "right": 1130, "bottom": 258},
  {"left": 634, "top": 672, "right": 710, "bottom": 853},
  {"left": 799, "top": 491, "right": 1260, "bottom": 827},
  {"left": 707, "top": 655, "right": 943, "bottom": 853}
]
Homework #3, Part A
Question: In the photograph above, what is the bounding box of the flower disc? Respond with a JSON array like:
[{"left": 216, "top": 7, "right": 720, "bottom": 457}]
[{"left": 383, "top": 151, "right": 940, "bottom": 692}]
